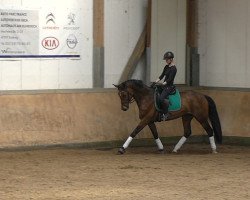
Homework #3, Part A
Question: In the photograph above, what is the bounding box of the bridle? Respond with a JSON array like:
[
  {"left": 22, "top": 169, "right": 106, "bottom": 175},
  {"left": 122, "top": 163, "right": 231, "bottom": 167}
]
[{"left": 118, "top": 90, "right": 135, "bottom": 105}]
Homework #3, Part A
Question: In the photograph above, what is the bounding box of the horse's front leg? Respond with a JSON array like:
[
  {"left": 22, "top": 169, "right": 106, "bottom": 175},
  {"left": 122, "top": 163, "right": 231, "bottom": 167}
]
[
  {"left": 148, "top": 123, "right": 164, "bottom": 152},
  {"left": 118, "top": 122, "right": 147, "bottom": 154}
]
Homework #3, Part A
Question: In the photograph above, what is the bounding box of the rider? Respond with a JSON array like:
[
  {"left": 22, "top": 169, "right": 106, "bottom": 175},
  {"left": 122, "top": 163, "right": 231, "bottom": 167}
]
[{"left": 151, "top": 51, "right": 177, "bottom": 121}]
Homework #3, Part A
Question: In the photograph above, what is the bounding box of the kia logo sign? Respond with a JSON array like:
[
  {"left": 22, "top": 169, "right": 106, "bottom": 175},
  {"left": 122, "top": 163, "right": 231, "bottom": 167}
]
[{"left": 42, "top": 37, "right": 59, "bottom": 50}]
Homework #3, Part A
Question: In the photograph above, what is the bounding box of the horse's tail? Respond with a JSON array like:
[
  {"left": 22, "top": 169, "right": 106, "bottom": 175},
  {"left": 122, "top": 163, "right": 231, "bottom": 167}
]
[{"left": 205, "top": 95, "right": 222, "bottom": 144}]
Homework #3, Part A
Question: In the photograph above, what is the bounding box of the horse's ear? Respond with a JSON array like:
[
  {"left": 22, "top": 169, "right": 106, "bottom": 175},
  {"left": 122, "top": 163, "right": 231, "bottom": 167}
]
[{"left": 113, "top": 84, "right": 119, "bottom": 88}]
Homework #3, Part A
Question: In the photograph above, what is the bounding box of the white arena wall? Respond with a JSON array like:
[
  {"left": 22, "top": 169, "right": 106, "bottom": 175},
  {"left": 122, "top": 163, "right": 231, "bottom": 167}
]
[
  {"left": 151, "top": 0, "right": 186, "bottom": 84},
  {"left": 105, "top": 0, "right": 187, "bottom": 87},
  {"left": 0, "top": 0, "right": 150, "bottom": 90},
  {"left": 0, "top": 0, "right": 93, "bottom": 90},
  {"left": 0, "top": 0, "right": 187, "bottom": 90},
  {"left": 2, "top": 0, "right": 250, "bottom": 90},
  {"left": 104, "top": 0, "right": 148, "bottom": 87},
  {"left": 198, "top": 0, "right": 250, "bottom": 88}
]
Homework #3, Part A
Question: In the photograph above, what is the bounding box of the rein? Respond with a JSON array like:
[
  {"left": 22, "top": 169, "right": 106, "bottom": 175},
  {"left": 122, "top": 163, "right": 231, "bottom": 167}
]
[{"left": 129, "top": 94, "right": 135, "bottom": 104}]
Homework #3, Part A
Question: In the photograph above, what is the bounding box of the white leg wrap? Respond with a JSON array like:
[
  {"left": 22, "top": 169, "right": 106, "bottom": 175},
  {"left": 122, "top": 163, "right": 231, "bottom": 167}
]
[
  {"left": 123, "top": 136, "right": 133, "bottom": 149},
  {"left": 155, "top": 138, "right": 164, "bottom": 150},
  {"left": 173, "top": 136, "right": 187, "bottom": 152},
  {"left": 209, "top": 136, "right": 216, "bottom": 151}
]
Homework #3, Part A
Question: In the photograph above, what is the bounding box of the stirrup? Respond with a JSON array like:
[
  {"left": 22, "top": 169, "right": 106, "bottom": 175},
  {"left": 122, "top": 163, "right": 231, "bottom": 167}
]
[{"left": 162, "top": 113, "right": 170, "bottom": 121}]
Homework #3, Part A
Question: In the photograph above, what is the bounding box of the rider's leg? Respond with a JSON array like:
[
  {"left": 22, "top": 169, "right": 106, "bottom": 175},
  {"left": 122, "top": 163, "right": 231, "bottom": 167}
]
[
  {"left": 159, "top": 88, "right": 169, "bottom": 111},
  {"left": 161, "top": 99, "right": 169, "bottom": 114},
  {"left": 159, "top": 87, "right": 171, "bottom": 120}
]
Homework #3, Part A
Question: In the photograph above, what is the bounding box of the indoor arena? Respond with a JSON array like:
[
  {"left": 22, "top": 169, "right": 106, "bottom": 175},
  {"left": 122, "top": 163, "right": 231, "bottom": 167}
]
[{"left": 0, "top": 0, "right": 249, "bottom": 199}]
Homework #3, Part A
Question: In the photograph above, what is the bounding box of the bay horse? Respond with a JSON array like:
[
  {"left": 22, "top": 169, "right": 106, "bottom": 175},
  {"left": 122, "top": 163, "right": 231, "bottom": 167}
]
[{"left": 114, "top": 79, "right": 222, "bottom": 154}]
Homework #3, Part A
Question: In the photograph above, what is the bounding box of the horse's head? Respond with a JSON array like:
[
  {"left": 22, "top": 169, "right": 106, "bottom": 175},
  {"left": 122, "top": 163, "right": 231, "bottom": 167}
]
[{"left": 113, "top": 81, "right": 135, "bottom": 111}]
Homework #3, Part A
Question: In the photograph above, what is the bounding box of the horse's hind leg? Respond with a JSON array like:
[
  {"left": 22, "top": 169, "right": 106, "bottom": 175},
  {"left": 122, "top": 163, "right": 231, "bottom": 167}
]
[
  {"left": 173, "top": 114, "right": 193, "bottom": 153},
  {"left": 148, "top": 123, "right": 164, "bottom": 151},
  {"left": 199, "top": 120, "right": 217, "bottom": 153}
]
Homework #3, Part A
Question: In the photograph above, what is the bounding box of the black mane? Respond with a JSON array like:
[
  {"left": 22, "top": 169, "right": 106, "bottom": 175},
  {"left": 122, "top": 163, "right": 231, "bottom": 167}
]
[{"left": 119, "top": 79, "right": 145, "bottom": 90}]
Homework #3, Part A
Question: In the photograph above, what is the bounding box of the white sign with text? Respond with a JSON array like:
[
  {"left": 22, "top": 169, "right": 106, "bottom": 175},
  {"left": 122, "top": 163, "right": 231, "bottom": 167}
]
[{"left": 0, "top": 8, "right": 82, "bottom": 59}]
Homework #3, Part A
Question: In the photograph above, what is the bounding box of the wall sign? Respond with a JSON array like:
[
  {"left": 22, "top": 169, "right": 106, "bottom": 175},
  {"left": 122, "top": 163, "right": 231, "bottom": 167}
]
[{"left": 0, "top": 8, "right": 82, "bottom": 59}]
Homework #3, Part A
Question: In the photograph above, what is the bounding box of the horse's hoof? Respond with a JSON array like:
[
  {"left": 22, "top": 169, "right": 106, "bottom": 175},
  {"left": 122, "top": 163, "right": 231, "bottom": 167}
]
[
  {"left": 158, "top": 149, "right": 165, "bottom": 154},
  {"left": 212, "top": 150, "right": 218, "bottom": 154},
  {"left": 117, "top": 147, "right": 125, "bottom": 155},
  {"left": 172, "top": 150, "right": 178, "bottom": 153}
]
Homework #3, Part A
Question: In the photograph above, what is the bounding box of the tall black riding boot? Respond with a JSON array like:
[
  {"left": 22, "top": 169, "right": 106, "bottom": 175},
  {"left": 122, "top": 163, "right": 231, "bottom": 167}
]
[{"left": 161, "top": 99, "right": 170, "bottom": 121}]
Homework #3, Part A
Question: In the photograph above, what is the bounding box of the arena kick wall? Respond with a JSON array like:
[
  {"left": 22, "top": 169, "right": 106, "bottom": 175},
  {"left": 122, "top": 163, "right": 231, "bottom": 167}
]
[{"left": 0, "top": 89, "right": 249, "bottom": 148}]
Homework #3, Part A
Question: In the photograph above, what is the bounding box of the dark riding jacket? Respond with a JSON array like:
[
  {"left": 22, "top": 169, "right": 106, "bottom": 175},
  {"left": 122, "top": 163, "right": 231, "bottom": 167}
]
[{"left": 159, "top": 65, "right": 177, "bottom": 86}]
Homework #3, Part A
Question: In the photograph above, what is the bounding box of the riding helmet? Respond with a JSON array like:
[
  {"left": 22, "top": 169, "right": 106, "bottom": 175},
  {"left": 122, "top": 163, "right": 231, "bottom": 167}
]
[{"left": 163, "top": 51, "right": 174, "bottom": 60}]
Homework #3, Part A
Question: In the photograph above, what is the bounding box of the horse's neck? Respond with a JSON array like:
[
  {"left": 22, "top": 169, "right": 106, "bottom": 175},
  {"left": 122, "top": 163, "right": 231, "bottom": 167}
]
[{"left": 130, "top": 86, "right": 153, "bottom": 105}]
